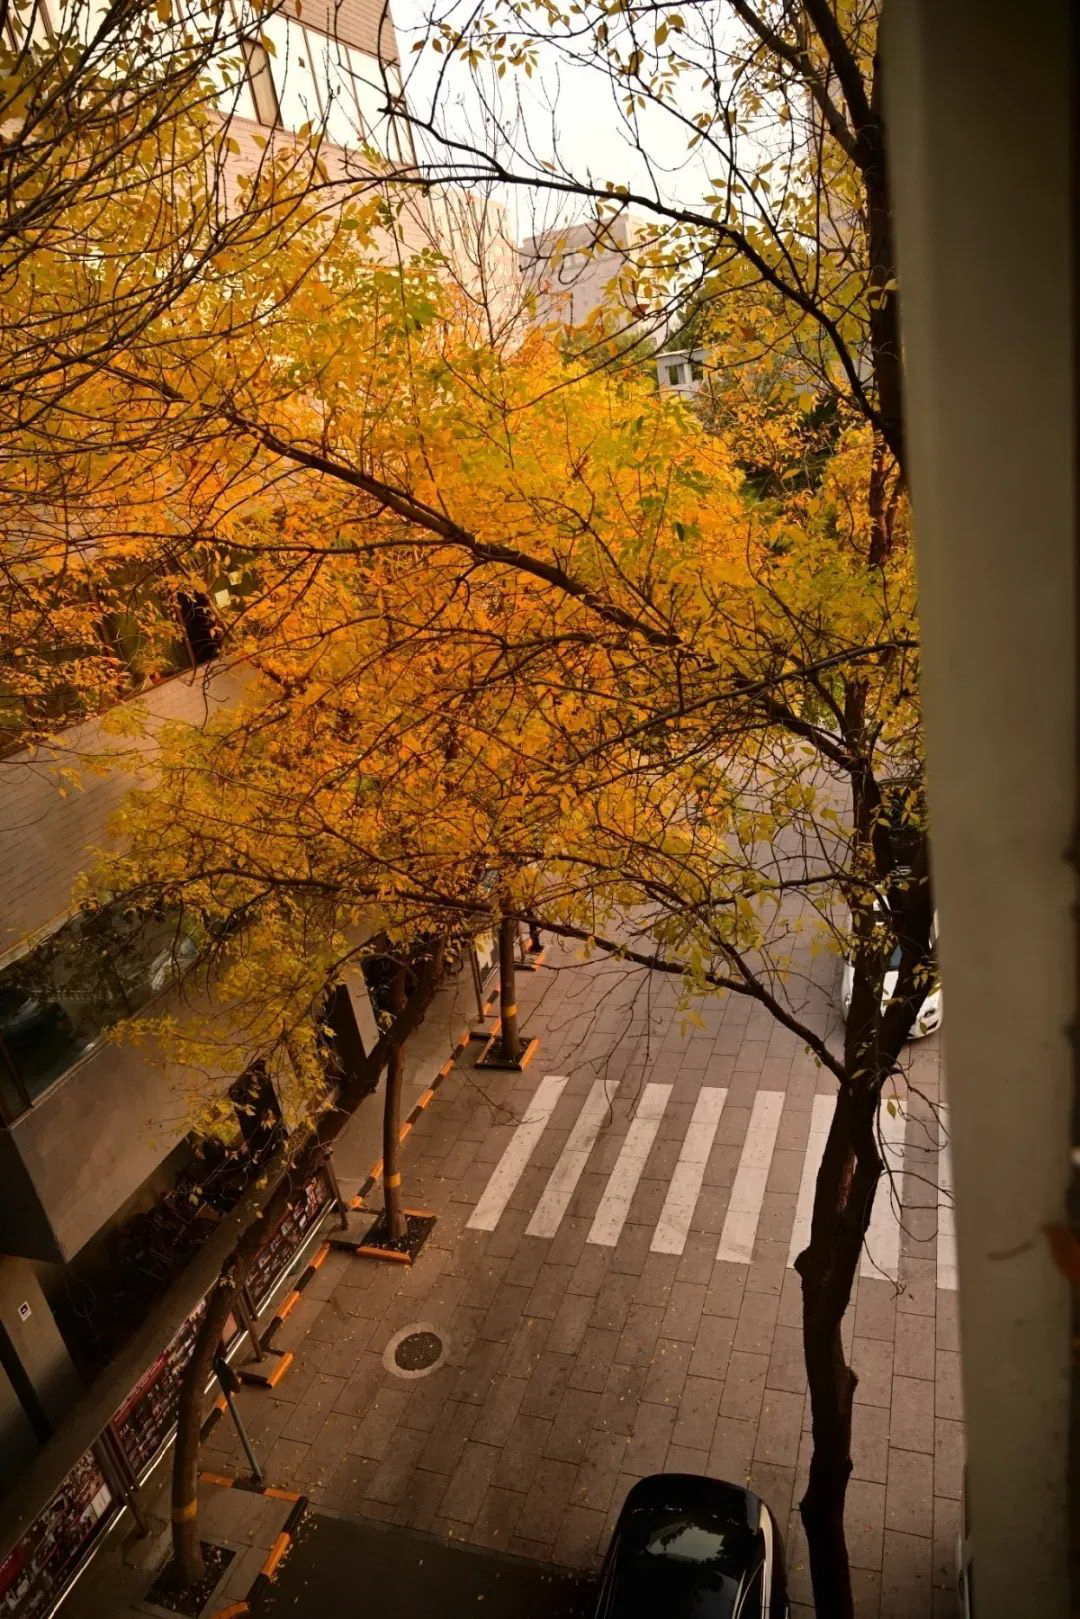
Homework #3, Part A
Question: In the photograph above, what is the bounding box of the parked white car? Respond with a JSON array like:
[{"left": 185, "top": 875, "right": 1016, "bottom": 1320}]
[{"left": 839, "top": 909, "right": 942, "bottom": 1039}]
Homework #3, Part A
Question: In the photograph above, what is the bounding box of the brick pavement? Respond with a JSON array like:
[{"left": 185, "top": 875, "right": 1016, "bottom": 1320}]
[{"left": 197, "top": 941, "right": 960, "bottom": 1619}]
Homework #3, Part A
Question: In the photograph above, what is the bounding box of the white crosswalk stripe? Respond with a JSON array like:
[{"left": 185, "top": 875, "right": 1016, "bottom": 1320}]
[
  {"left": 467, "top": 1073, "right": 569, "bottom": 1232},
  {"left": 466, "top": 1072, "right": 950, "bottom": 1289},
  {"left": 588, "top": 1083, "right": 671, "bottom": 1246},
  {"left": 526, "top": 1079, "right": 617, "bottom": 1239},
  {"left": 716, "top": 1091, "right": 784, "bottom": 1265},
  {"left": 860, "top": 1101, "right": 908, "bottom": 1282},
  {"left": 937, "top": 1104, "right": 957, "bottom": 1290},
  {"left": 787, "top": 1094, "right": 835, "bottom": 1268},
  {"left": 652, "top": 1087, "right": 727, "bottom": 1255}
]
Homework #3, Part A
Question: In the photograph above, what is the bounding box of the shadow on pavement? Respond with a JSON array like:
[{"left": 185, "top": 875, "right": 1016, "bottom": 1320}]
[{"left": 256, "top": 1510, "right": 598, "bottom": 1619}]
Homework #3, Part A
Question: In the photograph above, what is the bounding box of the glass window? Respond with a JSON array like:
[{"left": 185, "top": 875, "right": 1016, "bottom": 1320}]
[
  {"left": 0, "top": 911, "right": 198, "bottom": 1115},
  {"left": 666, "top": 364, "right": 683, "bottom": 386},
  {"left": 211, "top": 45, "right": 257, "bottom": 122},
  {"left": 347, "top": 49, "right": 403, "bottom": 160},
  {"left": 260, "top": 12, "right": 321, "bottom": 133},
  {"left": 304, "top": 29, "right": 361, "bottom": 147}
]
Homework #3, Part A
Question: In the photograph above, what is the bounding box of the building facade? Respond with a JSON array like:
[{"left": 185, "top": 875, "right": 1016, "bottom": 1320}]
[{"left": 0, "top": 3, "right": 417, "bottom": 1610}]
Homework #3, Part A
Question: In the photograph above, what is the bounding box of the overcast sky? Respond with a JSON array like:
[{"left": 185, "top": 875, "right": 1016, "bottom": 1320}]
[{"left": 390, "top": 0, "right": 728, "bottom": 244}]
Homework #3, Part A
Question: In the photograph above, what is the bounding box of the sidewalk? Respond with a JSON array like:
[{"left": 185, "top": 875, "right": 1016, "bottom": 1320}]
[
  {"left": 59, "top": 938, "right": 957, "bottom": 1619},
  {"left": 56, "top": 954, "right": 497, "bottom": 1619}
]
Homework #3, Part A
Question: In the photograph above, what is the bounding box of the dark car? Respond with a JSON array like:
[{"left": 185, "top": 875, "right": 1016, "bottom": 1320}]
[{"left": 595, "top": 1474, "right": 788, "bottom": 1619}]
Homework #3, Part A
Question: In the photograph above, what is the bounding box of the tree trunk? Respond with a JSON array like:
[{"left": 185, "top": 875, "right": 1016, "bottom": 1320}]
[
  {"left": 795, "top": 1084, "right": 883, "bottom": 1619},
  {"left": 383, "top": 958, "right": 408, "bottom": 1243},
  {"left": 498, "top": 913, "right": 521, "bottom": 1063},
  {"left": 168, "top": 956, "right": 446, "bottom": 1578},
  {"left": 169, "top": 1278, "right": 241, "bottom": 1586}
]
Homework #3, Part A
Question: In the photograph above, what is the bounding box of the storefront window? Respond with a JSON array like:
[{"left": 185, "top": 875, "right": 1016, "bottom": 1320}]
[{"left": 0, "top": 910, "right": 198, "bottom": 1117}]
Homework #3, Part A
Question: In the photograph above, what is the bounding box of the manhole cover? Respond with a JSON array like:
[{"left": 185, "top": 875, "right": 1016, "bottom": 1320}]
[
  {"left": 395, "top": 1330, "right": 443, "bottom": 1371},
  {"left": 382, "top": 1321, "right": 450, "bottom": 1379}
]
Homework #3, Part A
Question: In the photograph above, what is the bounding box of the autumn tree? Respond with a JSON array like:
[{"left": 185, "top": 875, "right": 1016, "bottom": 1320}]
[
  {"left": 373, "top": 3, "right": 926, "bottom": 1608},
  {"left": 0, "top": 0, "right": 387, "bottom": 755},
  {"left": 81, "top": 161, "right": 931, "bottom": 1613}
]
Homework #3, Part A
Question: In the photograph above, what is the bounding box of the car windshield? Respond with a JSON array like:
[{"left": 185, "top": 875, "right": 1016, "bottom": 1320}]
[{"left": 608, "top": 1506, "right": 759, "bottom": 1618}]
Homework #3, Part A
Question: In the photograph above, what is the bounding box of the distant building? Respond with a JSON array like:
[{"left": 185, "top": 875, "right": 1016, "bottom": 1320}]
[
  {"left": 519, "top": 213, "right": 654, "bottom": 337},
  {"left": 655, "top": 347, "right": 708, "bottom": 396}
]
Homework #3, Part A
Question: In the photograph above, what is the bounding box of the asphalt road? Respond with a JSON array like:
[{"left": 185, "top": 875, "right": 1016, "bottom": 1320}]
[{"left": 257, "top": 1510, "right": 597, "bottom": 1619}]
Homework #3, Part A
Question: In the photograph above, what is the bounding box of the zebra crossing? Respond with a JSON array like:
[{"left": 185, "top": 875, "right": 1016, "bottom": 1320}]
[{"left": 468, "top": 1071, "right": 957, "bottom": 1288}]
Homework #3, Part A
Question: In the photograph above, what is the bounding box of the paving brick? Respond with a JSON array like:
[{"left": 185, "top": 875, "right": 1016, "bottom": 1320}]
[
  {"left": 703, "top": 1260, "right": 747, "bottom": 1320},
  {"left": 752, "top": 1367, "right": 804, "bottom": 1462},
  {"left": 593, "top": 1360, "right": 648, "bottom": 1438},
  {"left": 932, "top": 1493, "right": 961, "bottom": 1591},
  {"left": 590, "top": 1270, "right": 641, "bottom": 1335},
  {"left": 846, "top": 1478, "right": 886, "bottom": 1571},
  {"left": 624, "top": 1400, "right": 677, "bottom": 1474},
  {"left": 609, "top": 1222, "right": 655, "bottom": 1277},
  {"left": 545, "top": 1386, "right": 602, "bottom": 1464},
  {"left": 886, "top": 1446, "right": 935, "bottom": 1538},
  {"left": 854, "top": 1277, "right": 898, "bottom": 1343},
  {"left": 493, "top": 1412, "right": 555, "bottom": 1492},
  {"left": 933, "top": 1417, "right": 965, "bottom": 1502},
  {"left": 934, "top": 1351, "right": 964, "bottom": 1421},
  {"left": 521, "top": 1458, "right": 580, "bottom": 1545},
  {"left": 733, "top": 1290, "right": 780, "bottom": 1356},
  {"left": 748, "top": 1461, "right": 794, "bottom": 1525},
  {"left": 460, "top": 1484, "right": 520, "bottom": 1551},
  {"left": 765, "top": 1324, "right": 806, "bottom": 1394},
  {"left": 453, "top": 1336, "right": 507, "bottom": 1404},
  {"left": 479, "top": 1282, "right": 532, "bottom": 1343},
  {"left": 519, "top": 1350, "right": 575, "bottom": 1420},
  {"left": 881, "top": 1527, "right": 933, "bottom": 1618},
  {"left": 676, "top": 1231, "right": 719, "bottom": 1286},
  {"left": 744, "top": 1241, "right": 789, "bottom": 1298},
  {"left": 708, "top": 1416, "right": 755, "bottom": 1484},
  {"left": 332, "top": 1353, "right": 387, "bottom": 1417},
  {"left": 672, "top": 1375, "right": 724, "bottom": 1452},
  {"left": 614, "top": 1302, "right": 665, "bottom": 1368},
  {"left": 567, "top": 1244, "right": 612, "bottom": 1298},
  {"left": 894, "top": 1311, "right": 936, "bottom": 1381},
  {"left": 422, "top": 1398, "right": 481, "bottom": 1474},
  {"left": 641, "top": 1338, "right": 692, "bottom": 1407},
  {"left": 552, "top": 1504, "right": 608, "bottom": 1570},
  {"left": 661, "top": 1280, "right": 708, "bottom": 1342},
  {"left": 665, "top": 1443, "right": 710, "bottom": 1474},
  {"left": 852, "top": 1400, "right": 891, "bottom": 1485},
  {"left": 852, "top": 1336, "right": 894, "bottom": 1408},
  {"left": 569, "top": 1326, "right": 621, "bottom": 1392},
  {"left": 365, "top": 1426, "right": 435, "bottom": 1506},
  {"left": 574, "top": 1429, "right": 629, "bottom": 1512},
  {"left": 935, "top": 1293, "right": 961, "bottom": 1353},
  {"left": 765, "top": 1148, "right": 805, "bottom": 1196},
  {"left": 635, "top": 1251, "right": 679, "bottom": 1309},
  {"left": 720, "top": 1350, "right": 769, "bottom": 1423},
  {"left": 851, "top": 1566, "right": 883, "bottom": 1616},
  {"left": 525, "top": 1263, "right": 575, "bottom": 1319},
  {"left": 503, "top": 1313, "right": 552, "bottom": 1380},
  {"left": 438, "top": 1440, "right": 501, "bottom": 1524},
  {"left": 891, "top": 1375, "right": 935, "bottom": 1456},
  {"left": 349, "top": 1387, "right": 412, "bottom": 1462},
  {"left": 689, "top": 1312, "right": 736, "bottom": 1383},
  {"left": 470, "top": 1373, "right": 530, "bottom": 1445},
  {"left": 397, "top": 1364, "right": 456, "bottom": 1434},
  {"left": 900, "top": 1256, "right": 939, "bottom": 1321}
]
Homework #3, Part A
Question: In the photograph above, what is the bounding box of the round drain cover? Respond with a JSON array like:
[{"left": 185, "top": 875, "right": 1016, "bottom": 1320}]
[
  {"left": 394, "top": 1330, "right": 443, "bottom": 1372},
  {"left": 382, "top": 1321, "right": 450, "bottom": 1380}
]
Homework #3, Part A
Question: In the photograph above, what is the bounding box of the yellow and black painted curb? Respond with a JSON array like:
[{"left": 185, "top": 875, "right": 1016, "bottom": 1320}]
[
  {"left": 215, "top": 994, "right": 518, "bottom": 1378},
  {"left": 199, "top": 1476, "right": 308, "bottom": 1617}
]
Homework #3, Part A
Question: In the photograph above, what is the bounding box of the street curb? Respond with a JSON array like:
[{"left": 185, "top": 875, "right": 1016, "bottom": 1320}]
[{"left": 200, "top": 1482, "right": 307, "bottom": 1618}]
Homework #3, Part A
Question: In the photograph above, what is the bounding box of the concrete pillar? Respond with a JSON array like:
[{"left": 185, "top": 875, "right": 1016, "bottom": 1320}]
[{"left": 883, "top": 3, "right": 1075, "bottom": 1613}]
